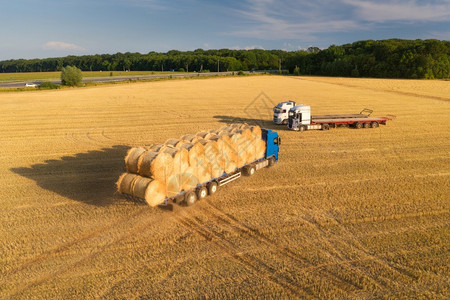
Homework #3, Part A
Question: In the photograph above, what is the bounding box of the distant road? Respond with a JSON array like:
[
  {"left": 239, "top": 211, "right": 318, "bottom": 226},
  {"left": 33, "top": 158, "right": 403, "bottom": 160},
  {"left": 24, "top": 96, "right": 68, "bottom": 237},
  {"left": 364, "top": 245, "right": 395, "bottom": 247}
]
[{"left": 0, "top": 71, "right": 259, "bottom": 88}]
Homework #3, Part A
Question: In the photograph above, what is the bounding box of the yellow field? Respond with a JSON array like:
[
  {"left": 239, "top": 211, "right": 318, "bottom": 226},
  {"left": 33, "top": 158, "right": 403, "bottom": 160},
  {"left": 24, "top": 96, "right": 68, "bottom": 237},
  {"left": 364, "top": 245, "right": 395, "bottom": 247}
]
[{"left": 0, "top": 76, "right": 449, "bottom": 298}]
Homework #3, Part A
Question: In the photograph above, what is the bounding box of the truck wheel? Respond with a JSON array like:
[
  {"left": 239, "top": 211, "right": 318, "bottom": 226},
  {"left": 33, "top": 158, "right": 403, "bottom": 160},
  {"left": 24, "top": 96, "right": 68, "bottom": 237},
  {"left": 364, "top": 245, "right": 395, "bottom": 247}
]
[
  {"left": 322, "top": 124, "right": 329, "bottom": 130},
  {"left": 282, "top": 119, "right": 288, "bottom": 125},
  {"left": 185, "top": 191, "right": 197, "bottom": 206},
  {"left": 354, "top": 122, "right": 362, "bottom": 129},
  {"left": 196, "top": 186, "right": 208, "bottom": 200},
  {"left": 371, "top": 121, "right": 379, "bottom": 128},
  {"left": 299, "top": 125, "right": 306, "bottom": 132},
  {"left": 207, "top": 181, "right": 218, "bottom": 195},
  {"left": 268, "top": 156, "right": 276, "bottom": 167},
  {"left": 363, "top": 123, "right": 370, "bottom": 128},
  {"left": 249, "top": 165, "right": 256, "bottom": 176},
  {"left": 244, "top": 164, "right": 256, "bottom": 176}
]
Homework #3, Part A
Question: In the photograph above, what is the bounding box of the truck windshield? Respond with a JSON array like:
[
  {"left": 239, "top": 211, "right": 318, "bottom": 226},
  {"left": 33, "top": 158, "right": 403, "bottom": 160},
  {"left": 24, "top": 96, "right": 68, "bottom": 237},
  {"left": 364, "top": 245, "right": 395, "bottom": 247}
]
[{"left": 273, "top": 107, "right": 282, "bottom": 113}]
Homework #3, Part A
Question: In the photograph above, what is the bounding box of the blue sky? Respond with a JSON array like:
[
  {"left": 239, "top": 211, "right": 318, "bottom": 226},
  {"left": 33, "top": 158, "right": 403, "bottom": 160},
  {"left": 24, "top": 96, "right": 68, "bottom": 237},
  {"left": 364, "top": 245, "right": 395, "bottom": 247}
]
[{"left": 1, "top": 0, "right": 449, "bottom": 60}]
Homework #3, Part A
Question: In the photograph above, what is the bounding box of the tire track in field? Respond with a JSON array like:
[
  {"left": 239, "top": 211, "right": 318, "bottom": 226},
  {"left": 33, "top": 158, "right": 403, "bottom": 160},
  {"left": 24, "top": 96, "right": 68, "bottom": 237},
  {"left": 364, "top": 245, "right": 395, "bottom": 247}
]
[
  {"left": 96, "top": 231, "right": 193, "bottom": 299},
  {"left": 299, "top": 208, "right": 424, "bottom": 290},
  {"left": 342, "top": 209, "right": 449, "bottom": 225},
  {"left": 6, "top": 208, "right": 160, "bottom": 299},
  {"left": 2, "top": 207, "right": 147, "bottom": 279},
  {"left": 333, "top": 218, "right": 421, "bottom": 283},
  {"left": 292, "top": 77, "right": 450, "bottom": 102},
  {"left": 202, "top": 202, "right": 364, "bottom": 292},
  {"left": 330, "top": 210, "right": 450, "bottom": 281},
  {"left": 172, "top": 210, "right": 311, "bottom": 298},
  {"left": 297, "top": 213, "right": 388, "bottom": 290}
]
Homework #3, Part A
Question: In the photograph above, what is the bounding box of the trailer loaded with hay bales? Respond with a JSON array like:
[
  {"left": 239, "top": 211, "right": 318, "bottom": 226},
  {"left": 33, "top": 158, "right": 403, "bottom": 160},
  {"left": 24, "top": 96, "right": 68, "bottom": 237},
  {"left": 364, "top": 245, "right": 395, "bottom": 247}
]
[{"left": 116, "top": 124, "right": 280, "bottom": 207}]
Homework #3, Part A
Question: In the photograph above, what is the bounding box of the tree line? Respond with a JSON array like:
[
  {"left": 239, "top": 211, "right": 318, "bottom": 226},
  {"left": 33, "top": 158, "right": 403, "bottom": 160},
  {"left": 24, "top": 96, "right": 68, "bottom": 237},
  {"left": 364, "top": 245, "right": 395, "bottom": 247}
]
[{"left": 1, "top": 39, "right": 448, "bottom": 79}]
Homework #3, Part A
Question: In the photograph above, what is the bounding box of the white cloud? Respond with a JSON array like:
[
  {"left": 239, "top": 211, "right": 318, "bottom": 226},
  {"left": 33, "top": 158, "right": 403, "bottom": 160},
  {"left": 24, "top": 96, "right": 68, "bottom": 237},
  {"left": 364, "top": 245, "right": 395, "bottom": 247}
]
[
  {"left": 43, "top": 41, "right": 86, "bottom": 52},
  {"left": 230, "top": 45, "right": 265, "bottom": 50},
  {"left": 228, "top": 0, "right": 450, "bottom": 40},
  {"left": 229, "top": 0, "right": 361, "bottom": 39},
  {"left": 343, "top": 0, "right": 450, "bottom": 22}
]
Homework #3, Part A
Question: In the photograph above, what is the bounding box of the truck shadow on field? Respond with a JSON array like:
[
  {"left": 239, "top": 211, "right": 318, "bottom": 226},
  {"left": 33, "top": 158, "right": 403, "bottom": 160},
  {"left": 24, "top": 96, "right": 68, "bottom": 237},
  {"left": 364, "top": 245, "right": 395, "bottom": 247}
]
[
  {"left": 213, "top": 115, "right": 284, "bottom": 131},
  {"left": 11, "top": 145, "right": 130, "bottom": 206}
]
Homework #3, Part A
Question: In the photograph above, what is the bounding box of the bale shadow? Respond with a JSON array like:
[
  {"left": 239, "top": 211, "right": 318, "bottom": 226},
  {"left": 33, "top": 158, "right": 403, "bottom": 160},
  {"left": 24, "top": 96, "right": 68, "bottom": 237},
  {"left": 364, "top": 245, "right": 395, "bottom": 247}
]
[
  {"left": 213, "top": 115, "right": 284, "bottom": 131},
  {"left": 11, "top": 145, "right": 130, "bottom": 206}
]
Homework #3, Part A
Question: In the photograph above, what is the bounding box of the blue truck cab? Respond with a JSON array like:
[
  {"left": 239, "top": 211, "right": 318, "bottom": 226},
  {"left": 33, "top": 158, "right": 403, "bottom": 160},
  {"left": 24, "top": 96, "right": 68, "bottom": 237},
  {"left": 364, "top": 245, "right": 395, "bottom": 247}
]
[{"left": 262, "top": 129, "right": 280, "bottom": 161}]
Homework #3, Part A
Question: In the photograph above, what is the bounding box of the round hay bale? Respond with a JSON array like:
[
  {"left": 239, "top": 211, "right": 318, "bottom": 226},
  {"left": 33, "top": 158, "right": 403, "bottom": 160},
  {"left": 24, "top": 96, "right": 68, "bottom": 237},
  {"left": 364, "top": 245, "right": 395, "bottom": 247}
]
[
  {"left": 223, "top": 154, "right": 238, "bottom": 173},
  {"left": 172, "top": 147, "right": 189, "bottom": 175},
  {"left": 116, "top": 173, "right": 137, "bottom": 195},
  {"left": 151, "top": 152, "right": 174, "bottom": 182},
  {"left": 181, "top": 134, "right": 197, "bottom": 142},
  {"left": 206, "top": 134, "right": 220, "bottom": 141},
  {"left": 145, "top": 180, "right": 167, "bottom": 207},
  {"left": 231, "top": 133, "right": 249, "bottom": 168},
  {"left": 138, "top": 151, "right": 174, "bottom": 182},
  {"left": 166, "top": 174, "right": 181, "bottom": 198},
  {"left": 209, "top": 129, "right": 218, "bottom": 134},
  {"left": 251, "top": 125, "right": 262, "bottom": 139},
  {"left": 163, "top": 147, "right": 179, "bottom": 158},
  {"left": 175, "top": 140, "right": 190, "bottom": 148},
  {"left": 256, "top": 139, "right": 266, "bottom": 159},
  {"left": 196, "top": 138, "right": 208, "bottom": 146},
  {"left": 124, "top": 147, "right": 147, "bottom": 174},
  {"left": 132, "top": 176, "right": 152, "bottom": 199},
  {"left": 210, "top": 161, "right": 224, "bottom": 178},
  {"left": 188, "top": 142, "right": 206, "bottom": 168},
  {"left": 178, "top": 142, "right": 194, "bottom": 151},
  {"left": 204, "top": 140, "right": 220, "bottom": 163},
  {"left": 150, "top": 144, "right": 168, "bottom": 152},
  {"left": 190, "top": 136, "right": 203, "bottom": 144},
  {"left": 165, "top": 138, "right": 180, "bottom": 147},
  {"left": 179, "top": 167, "right": 199, "bottom": 191},
  {"left": 196, "top": 131, "right": 209, "bottom": 138},
  {"left": 137, "top": 151, "right": 159, "bottom": 177},
  {"left": 196, "top": 162, "right": 212, "bottom": 183}
]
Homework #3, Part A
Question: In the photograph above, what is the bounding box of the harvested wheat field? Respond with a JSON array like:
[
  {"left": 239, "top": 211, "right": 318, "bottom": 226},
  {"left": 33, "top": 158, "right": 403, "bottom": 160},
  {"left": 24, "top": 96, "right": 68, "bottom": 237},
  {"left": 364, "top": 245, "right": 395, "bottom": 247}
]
[{"left": 1, "top": 76, "right": 449, "bottom": 298}]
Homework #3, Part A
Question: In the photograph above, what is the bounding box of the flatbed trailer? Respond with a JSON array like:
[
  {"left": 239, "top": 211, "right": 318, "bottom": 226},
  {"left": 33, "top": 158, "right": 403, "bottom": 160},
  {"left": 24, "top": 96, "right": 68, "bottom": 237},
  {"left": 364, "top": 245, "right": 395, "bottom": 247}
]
[{"left": 288, "top": 105, "right": 394, "bottom": 131}]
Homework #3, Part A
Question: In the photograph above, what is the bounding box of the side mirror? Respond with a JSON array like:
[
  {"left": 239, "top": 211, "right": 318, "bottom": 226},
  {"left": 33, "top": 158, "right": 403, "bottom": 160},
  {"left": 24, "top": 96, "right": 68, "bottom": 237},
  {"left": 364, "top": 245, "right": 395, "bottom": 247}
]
[{"left": 278, "top": 137, "right": 281, "bottom": 145}]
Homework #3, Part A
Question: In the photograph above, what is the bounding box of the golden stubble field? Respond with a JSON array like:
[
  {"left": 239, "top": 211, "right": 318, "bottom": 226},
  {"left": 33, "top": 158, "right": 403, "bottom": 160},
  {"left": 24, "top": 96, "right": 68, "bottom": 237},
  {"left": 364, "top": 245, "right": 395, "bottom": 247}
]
[{"left": 0, "top": 76, "right": 449, "bottom": 299}]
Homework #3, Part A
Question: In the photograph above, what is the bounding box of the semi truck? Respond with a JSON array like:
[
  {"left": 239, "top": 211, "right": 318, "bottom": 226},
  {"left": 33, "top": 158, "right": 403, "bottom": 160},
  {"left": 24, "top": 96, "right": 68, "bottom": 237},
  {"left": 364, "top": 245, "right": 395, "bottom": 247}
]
[
  {"left": 273, "top": 101, "right": 296, "bottom": 124},
  {"left": 287, "top": 104, "right": 394, "bottom": 131},
  {"left": 121, "top": 128, "right": 281, "bottom": 207}
]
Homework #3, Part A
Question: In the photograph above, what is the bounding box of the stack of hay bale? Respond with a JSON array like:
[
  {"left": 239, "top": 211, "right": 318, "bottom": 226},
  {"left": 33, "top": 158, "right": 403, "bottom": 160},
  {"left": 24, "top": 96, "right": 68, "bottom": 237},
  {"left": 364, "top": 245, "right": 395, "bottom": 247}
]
[{"left": 117, "top": 123, "right": 266, "bottom": 206}]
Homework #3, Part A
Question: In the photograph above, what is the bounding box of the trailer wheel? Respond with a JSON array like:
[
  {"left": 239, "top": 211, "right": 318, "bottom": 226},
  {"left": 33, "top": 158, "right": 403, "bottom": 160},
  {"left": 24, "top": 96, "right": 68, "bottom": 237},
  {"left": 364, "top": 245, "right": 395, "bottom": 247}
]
[
  {"left": 354, "top": 122, "right": 362, "bottom": 129},
  {"left": 207, "top": 181, "right": 218, "bottom": 195},
  {"left": 299, "top": 125, "right": 306, "bottom": 132},
  {"left": 371, "top": 121, "right": 379, "bottom": 128},
  {"left": 185, "top": 191, "right": 197, "bottom": 206},
  {"left": 322, "top": 123, "right": 329, "bottom": 130},
  {"left": 363, "top": 123, "right": 370, "bottom": 128},
  {"left": 196, "top": 186, "right": 208, "bottom": 200},
  {"left": 268, "top": 156, "right": 276, "bottom": 167}
]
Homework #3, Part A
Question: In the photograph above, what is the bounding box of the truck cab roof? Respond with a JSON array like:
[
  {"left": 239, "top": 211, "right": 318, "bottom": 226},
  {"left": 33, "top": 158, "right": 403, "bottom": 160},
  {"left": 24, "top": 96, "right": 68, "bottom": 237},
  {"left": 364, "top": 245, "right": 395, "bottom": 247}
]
[{"left": 276, "top": 100, "right": 295, "bottom": 108}]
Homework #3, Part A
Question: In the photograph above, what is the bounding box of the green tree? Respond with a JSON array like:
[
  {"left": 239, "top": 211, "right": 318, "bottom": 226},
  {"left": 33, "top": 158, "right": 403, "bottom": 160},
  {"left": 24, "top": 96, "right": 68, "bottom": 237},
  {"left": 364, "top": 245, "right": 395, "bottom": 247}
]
[{"left": 61, "top": 66, "right": 83, "bottom": 86}]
